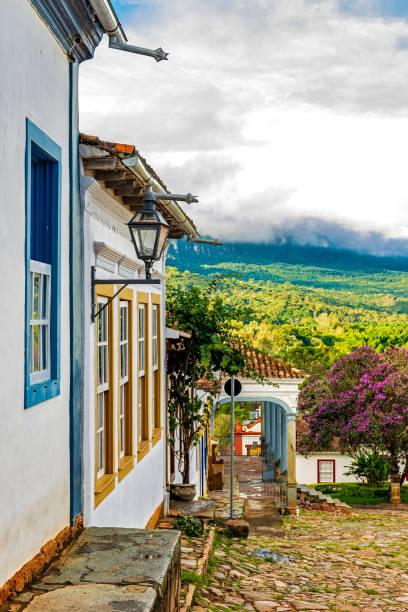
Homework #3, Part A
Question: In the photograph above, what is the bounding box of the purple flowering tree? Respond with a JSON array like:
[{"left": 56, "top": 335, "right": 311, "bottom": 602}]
[{"left": 298, "top": 346, "right": 408, "bottom": 503}]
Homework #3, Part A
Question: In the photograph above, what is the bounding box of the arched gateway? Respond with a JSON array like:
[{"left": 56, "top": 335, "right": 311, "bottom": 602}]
[{"left": 211, "top": 350, "right": 305, "bottom": 512}]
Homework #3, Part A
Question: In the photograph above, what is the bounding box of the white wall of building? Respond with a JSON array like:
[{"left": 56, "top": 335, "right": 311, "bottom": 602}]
[
  {"left": 82, "top": 180, "right": 167, "bottom": 527},
  {"left": 0, "top": 1, "right": 71, "bottom": 587},
  {"left": 296, "top": 453, "right": 354, "bottom": 485}
]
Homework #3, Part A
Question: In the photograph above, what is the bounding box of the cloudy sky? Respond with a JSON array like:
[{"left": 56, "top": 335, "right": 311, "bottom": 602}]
[{"left": 80, "top": 0, "right": 408, "bottom": 254}]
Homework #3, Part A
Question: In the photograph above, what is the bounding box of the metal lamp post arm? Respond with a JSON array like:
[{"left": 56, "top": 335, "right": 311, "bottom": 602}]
[
  {"left": 109, "top": 36, "right": 169, "bottom": 62},
  {"left": 91, "top": 266, "right": 160, "bottom": 322},
  {"left": 153, "top": 192, "right": 198, "bottom": 204}
]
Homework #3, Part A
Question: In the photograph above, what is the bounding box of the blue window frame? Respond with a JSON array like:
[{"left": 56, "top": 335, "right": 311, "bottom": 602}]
[{"left": 25, "top": 119, "right": 61, "bottom": 408}]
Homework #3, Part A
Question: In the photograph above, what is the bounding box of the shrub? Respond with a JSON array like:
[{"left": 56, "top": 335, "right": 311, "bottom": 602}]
[
  {"left": 174, "top": 515, "right": 204, "bottom": 537},
  {"left": 345, "top": 449, "right": 389, "bottom": 487}
]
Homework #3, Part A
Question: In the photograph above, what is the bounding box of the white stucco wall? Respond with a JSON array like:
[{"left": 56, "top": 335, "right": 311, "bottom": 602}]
[
  {"left": 0, "top": 1, "right": 71, "bottom": 587},
  {"left": 82, "top": 180, "right": 167, "bottom": 527},
  {"left": 296, "top": 453, "right": 354, "bottom": 485},
  {"left": 0, "top": 1, "right": 72, "bottom": 588}
]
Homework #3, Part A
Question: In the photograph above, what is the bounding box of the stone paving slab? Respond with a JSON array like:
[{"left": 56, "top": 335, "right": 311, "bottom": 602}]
[
  {"left": 193, "top": 508, "right": 408, "bottom": 611},
  {"left": 245, "top": 498, "right": 284, "bottom": 537},
  {"left": 25, "top": 583, "right": 157, "bottom": 611},
  {"left": 38, "top": 527, "right": 179, "bottom": 591}
]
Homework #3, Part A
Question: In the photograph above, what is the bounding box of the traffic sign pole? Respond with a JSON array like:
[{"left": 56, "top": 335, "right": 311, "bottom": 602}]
[{"left": 230, "top": 374, "right": 235, "bottom": 519}]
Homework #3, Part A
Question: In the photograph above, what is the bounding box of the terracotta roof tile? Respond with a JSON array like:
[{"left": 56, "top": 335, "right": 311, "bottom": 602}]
[
  {"left": 80, "top": 134, "right": 136, "bottom": 155},
  {"left": 243, "top": 348, "right": 305, "bottom": 379},
  {"left": 79, "top": 133, "right": 198, "bottom": 238}
]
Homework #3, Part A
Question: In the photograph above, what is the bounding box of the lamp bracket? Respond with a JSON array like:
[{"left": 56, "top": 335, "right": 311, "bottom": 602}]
[
  {"left": 153, "top": 192, "right": 198, "bottom": 204},
  {"left": 91, "top": 266, "right": 160, "bottom": 322},
  {"left": 109, "top": 36, "right": 169, "bottom": 62},
  {"left": 187, "top": 236, "right": 222, "bottom": 246}
]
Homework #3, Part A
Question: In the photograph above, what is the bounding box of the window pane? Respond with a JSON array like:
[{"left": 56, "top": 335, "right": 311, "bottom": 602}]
[
  {"left": 42, "top": 324, "right": 48, "bottom": 370},
  {"left": 98, "top": 346, "right": 104, "bottom": 385},
  {"left": 42, "top": 275, "right": 48, "bottom": 318},
  {"left": 319, "top": 461, "right": 334, "bottom": 483},
  {"left": 120, "top": 307, "right": 124, "bottom": 341},
  {"left": 32, "top": 272, "right": 41, "bottom": 319},
  {"left": 153, "top": 307, "right": 157, "bottom": 336},
  {"left": 32, "top": 325, "right": 40, "bottom": 372},
  {"left": 120, "top": 417, "right": 125, "bottom": 454},
  {"left": 97, "top": 394, "right": 105, "bottom": 474},
  {"left": 104, "top": 345, "right": 109, "bottom": 384}
]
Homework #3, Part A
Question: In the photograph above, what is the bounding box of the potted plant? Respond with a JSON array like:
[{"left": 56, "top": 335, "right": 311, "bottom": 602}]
[{"left": 166, "top": 277, "right": 261, "bottom": 497}]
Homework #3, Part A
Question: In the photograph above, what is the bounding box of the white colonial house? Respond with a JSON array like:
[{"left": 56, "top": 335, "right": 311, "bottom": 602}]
[
  {"left": 79, "top": 134, "right": 199, "bottom": 527},
  {"left": 0, "top": 0, "right": 109, "bottom": 598},
  {"left": 295, "top": 417, "right": 354, "bottom": 484},
  {"left": 0, "top": 0, "right": 177, "bottom": 602},
  {"left": 296, "top": 451, "right": 354, "bottom": 485}
]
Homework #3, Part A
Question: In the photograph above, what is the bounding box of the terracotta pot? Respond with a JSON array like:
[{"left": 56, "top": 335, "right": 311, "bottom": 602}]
[{"left": 169, "top": 483, "right": 196, "bottom": 501}]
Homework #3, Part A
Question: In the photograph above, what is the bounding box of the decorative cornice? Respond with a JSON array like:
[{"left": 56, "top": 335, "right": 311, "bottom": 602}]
[
  {"left": 85, "top": 180, "right": 132, "bottom": 241},
  {"left": 94, "top": 242, "right": 142, "bottom": 275}
]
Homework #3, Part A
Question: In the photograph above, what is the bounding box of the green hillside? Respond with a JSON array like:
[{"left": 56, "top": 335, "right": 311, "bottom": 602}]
[{"left": 167, "top": 241, "right": 408, "bottom": 371}]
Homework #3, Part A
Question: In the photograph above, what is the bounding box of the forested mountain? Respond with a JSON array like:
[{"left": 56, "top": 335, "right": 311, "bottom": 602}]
[{"left": 167, "top": 240, "right": 408, "bottom": 371}]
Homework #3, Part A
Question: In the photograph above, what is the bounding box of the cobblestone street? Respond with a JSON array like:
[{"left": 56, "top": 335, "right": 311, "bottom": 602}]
[{"left": 192, "top": 508, "right": 408, "bottom": 612}]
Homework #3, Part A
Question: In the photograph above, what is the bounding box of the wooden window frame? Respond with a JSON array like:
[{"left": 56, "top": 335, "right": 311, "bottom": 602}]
[
  {"left": 137, "top": 292, "right": 150, "bottom": 461},
  {"left": 94, "top": 285, "right": 115, "bottom": 508},
  {"left": 317, "top": 459, "right": 335, "bottom": 484},
  {"left": 25, "top": 119, "right": 61, "bottom": 408},
  {"left": 117, "top": 288, "right": 134, "bottom": 481},
  {"left": 152, "top": 294, "right": 162, "bottom": 446}
]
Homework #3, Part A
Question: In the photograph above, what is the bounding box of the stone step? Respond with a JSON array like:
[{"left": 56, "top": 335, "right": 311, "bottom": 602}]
[{"left": 297, "top": 485, "right": 351, "bottom": 509}]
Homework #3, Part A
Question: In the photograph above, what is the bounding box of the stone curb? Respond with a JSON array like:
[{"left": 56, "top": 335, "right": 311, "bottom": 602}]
[{"left": 180, "top": 526, "right": 216, "bottom": 612}]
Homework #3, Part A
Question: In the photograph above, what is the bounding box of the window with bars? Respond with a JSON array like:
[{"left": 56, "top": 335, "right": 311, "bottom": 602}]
[
  {"left": 318, "top": 459, "right": 335, "bottom": 483},
  {"left": 25, "top": 119, "right": 61, "bottom": 408},
  {"left": 138, "top": 303, "right": 147, "bottom": 444}
]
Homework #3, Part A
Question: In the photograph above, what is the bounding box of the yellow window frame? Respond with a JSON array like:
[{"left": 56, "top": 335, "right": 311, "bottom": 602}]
[
  {"left": 117, "top": 287, "right": 135, "bottom": 482},
  {"left": 137, "top": 291, "right": 150, "bottom": 461},
  {"left": 94, "top": 284, "right": 115, "bottom": 508},
  {"left": 152, "top": 293, "right": 162, "bottom": 446}
]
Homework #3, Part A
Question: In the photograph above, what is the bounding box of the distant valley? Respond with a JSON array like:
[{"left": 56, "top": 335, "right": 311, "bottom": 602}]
[{"left": 167, "top": 240, "right": 408, "bottom": 370}]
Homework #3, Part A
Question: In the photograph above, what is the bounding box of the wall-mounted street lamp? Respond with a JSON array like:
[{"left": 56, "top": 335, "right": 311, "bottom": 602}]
[
  {"left": 127, "top": 186, "right": 170, "bottom": 281},
  {"left": 91, "top": 186, "right": 197, "bottom": 322}
]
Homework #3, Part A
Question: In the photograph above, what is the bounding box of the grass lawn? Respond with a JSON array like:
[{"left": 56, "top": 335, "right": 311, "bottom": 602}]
[{"left": 309, "top": 482, "right": 408, "bottom": 505}]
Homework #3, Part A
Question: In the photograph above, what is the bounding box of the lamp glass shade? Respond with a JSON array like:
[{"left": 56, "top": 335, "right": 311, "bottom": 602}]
[{"left": 128, "top": 208, "right": 169, "bottom": 262}]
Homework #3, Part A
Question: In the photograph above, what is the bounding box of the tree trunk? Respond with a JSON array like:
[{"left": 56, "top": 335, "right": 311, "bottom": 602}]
[
  {"left": 182, "top": 447, "right": 190, "bottom": 484},
  {"left": 390, "top": 456, "right": 401, "bottom": 504}
]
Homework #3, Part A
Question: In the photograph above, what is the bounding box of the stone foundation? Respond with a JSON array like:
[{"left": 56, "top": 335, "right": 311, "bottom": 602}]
[{"left": 0, "top": 515, "right": 83, "bottom": 606}]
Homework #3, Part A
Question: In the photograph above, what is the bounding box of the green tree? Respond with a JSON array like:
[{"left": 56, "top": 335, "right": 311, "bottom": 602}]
[{"left": 166, "top": 278, "right": 261, "bottom": 484}]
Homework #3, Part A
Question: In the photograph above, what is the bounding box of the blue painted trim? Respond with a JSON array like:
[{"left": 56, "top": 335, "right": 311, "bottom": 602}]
[
  {"left": 282, "top": 413, "right": 288, "bottom": 472},
  {"left": 275, "top": 407, "right": 281, "bottom": 462},
  {"left": 25, "top": 119, "right": 61, "bottom": 409},
  {"left": 68, "top": 61, "right": 83, "bottom": 524}
]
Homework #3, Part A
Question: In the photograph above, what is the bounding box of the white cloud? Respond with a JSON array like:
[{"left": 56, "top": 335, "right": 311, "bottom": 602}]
[{"left": 79, "top": 0, "right": 408, "bottom": 250}]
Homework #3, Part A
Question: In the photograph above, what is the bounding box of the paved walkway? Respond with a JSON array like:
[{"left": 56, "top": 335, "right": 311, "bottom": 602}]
[{"left": 193, "top": 508, "right": 408, "bottom": 611}]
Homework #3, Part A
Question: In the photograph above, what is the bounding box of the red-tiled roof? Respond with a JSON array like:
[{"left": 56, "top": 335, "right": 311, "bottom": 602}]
[
  {"left": 79, "top": 133, "right": 198, "bottom": 239},
  {"left": 243, "top": 348, "right": 305, "bottom": 379},
  {"left": 80, "top": 133, "right": 170, "bottom": 192}
]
